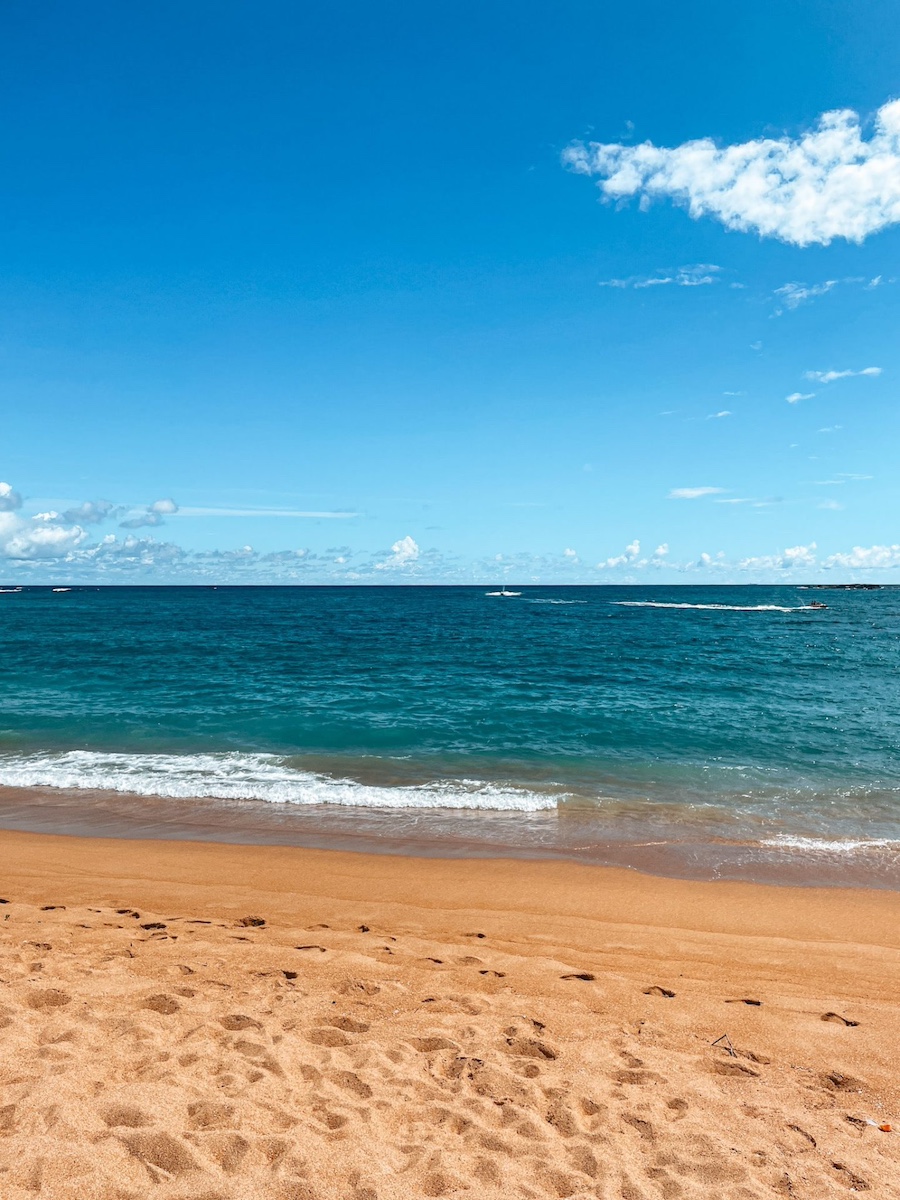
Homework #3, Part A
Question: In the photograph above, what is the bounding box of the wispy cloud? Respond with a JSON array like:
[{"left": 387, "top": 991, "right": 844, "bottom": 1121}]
[
  {"left": 707, "top": 410, "right": 731, "bottom": 419},
  {"left": 598, "top": 264, "right": 721, "bottom": 289},
  {"left": 174, "top": 507, "right": 361, "bottom": 519},
  {"left": 772, "top": 275, "right": 889, "bottom": 314},
  {"left": 773, "top": 280, "right": 837, "bottom": 310},
  {"left": 668, "top": 486, "right": 726, "bottom": 499},
  {"left": 715, "top": 497, "right": 779, "bottom": 507},
  {"left": 786, "top": 392, "right": 816, "bottom": 404},
  {"left": 804, "top": 366, "right": 882, "bottom": 383},
  {"left": 563, "top": 99, "right": 900, "bottom": 246}
]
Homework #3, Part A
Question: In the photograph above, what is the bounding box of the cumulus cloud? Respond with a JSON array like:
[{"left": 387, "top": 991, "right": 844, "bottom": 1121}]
[
  {"left": 120, "top": 497, "right": 179, "bottom": 529},
  {"left": 0, "top": 482, "right": 23, "bottom": 512},
  {"left": 599, "top": 264, "right": 721, "bottom": 288},
  {"left": 787, "top": 392, "right": 816, "bottom": 404},
  {"left": 0, "top": 511, "right": 87, "bottom": 560},
  {"left": 804, "top": 367, "right": 882, "bottom": 383},
  {"left": 375, "top": 535, "right": 420, "bottom": 570},
  {"left": 823, "top": 544, "right": 900, "bottom": 569},
  {"left": 62, "top": 499, "right": 117, "bottom": 525},
  {"left": 563, "top": 99, "right": 900, "bottom": 246},
  {"left": 668, "top": 486, "right": 726, "bottom": 499},
  {"left": 736, "top": 543, "right": 818, "bottom": 571},
  {"left": 563, "top": 547, "right": 578, "bottom": 560},
  {"left": 598, "top": 539, "right": 646, "bottom": 569}
]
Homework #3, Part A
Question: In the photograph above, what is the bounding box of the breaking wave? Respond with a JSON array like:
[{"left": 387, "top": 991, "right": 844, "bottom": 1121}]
[{"left": 0, "top": 750, "right": 558, "bottom": 813}]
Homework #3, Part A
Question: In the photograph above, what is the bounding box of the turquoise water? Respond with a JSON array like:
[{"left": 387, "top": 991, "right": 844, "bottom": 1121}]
[{"left": 1, "top": 584, "right": 899, "bottom": 881}]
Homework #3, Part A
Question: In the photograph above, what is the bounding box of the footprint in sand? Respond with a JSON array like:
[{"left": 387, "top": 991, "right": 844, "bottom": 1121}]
[
  {"left": 143, "top": 994, "right": 180, "bottom": 1015},
  {"left": 561, "top": 972, "right": 595, "bottom": 982},
  {"left": 219, "top": 1013, "right": 262, "bottom": 1031},
  {"left": 643, "top": 986, "right": 675, "bottom": 998},
  {"left": 822, "top": 1012, "right": 860, "bottom": 1026},
  {"left": 726, "top": 998, "right": 762, "bottom": 1006},
  {"left": 504, "top": 1035, "right": 558, "bottom": 1060},
  {"left": 101, "top": 1104, "right": 152, "bottom": 1128},
  {"left": 26, "top": 989, "right": 71, "bottom": 1010},
  {"left": 295, "top": 945, "right": 327, "bottom": 953}
]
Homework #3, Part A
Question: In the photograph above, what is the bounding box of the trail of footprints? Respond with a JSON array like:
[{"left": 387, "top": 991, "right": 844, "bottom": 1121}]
[{"left": 0, "top": 896, "right": 894, "bottom": 1199}]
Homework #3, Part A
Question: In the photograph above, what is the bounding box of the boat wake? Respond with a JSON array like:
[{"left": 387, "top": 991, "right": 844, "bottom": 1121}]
[{"left": 612, "top": 601, "right": 820, "bottom": 613}]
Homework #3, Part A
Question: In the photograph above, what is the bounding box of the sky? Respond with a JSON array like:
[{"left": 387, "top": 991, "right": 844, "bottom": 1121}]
[{"left": 2, "top": 0, "right": 900, "bottom": 583}]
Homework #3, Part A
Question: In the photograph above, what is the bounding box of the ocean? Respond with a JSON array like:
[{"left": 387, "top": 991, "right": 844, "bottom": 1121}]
[{"left": 1, "top": 584, "right": 898, "bottom": 885}]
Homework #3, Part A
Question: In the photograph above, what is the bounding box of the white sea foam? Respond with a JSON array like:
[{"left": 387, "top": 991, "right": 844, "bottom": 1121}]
[
  {"left": 761, "top": 834, "right": 900, "bottom": 853},
  {"left": 0, "top": 750, "right": 558, "bottom": 812},
  {"left": 613, "top": 601, "right": 815, "bottom": 613},
  {"left": 528, "top": 599, "right": 588, "bottom": 605}
]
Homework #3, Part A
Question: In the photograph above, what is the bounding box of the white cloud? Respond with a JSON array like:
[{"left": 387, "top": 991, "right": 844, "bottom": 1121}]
[
  {"left": 563, "top": 99, "right": 900, "bottom": 246},
  {"left": 708, "top": 410, "right": 732, "bottom": 419},
  {"left": 737, "top": 543, "right": 817, "bottom": 571},
  {"left": 0, "top": 511, "right": 87, "bottom": 560},
  {"left": 668, "top": 486, "right": 726, "bottom": 499},
  {"left": 599, "top": 264, "right": 721, "bottom": 288},
  {"left": 818, "top": 499, "right": 843, "bottom": 510},
  {"left": 120, "top": 497, "right": 180, "bottom": 529},
  {"left": 804, "top": 366, "right": 882, "bottom": 383},
  {"left": 375, "top": 535, "right": 420, "bottom": 570},
  {"left": 773, "top": 280, "right": 837, "bottom": 310},
  {"left": 823, "top": 544, "right": 900, "bottom": 569},
  {"left": 787, "top": 392, "right": 816, "bottom": 404},
  {"left": 598, "top": 539, "right": 641, "bottom": 569},
  {"left": 0, "top": 482, "right": 23, "bottom": 512},
  {"left": 653, "top": 543, "right": 669, "bottom": 557},
  {"left": 563, "top": 547, "right": 578, "bottom": 559}
]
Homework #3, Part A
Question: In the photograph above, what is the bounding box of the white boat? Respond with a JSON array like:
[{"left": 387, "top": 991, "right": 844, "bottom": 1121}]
[
  {"left": 52, "top": 587, "right": 72, "bottom": 593},
  {"left": 485, "top": 588, "right": 521, "bottom": 597}
]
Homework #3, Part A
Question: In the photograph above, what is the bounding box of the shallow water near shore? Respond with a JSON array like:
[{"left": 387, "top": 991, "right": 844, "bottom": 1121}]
[{"left": 1, "top": 583, "right": 899, "bottom": 885}]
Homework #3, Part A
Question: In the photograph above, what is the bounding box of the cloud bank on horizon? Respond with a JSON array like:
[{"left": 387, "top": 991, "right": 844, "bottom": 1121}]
[
  {"left": 564, "top": 99, "right": 900, "bottom": 246},
  {"left": 2, "top": 477, "right": 899, "bottom": 583}
]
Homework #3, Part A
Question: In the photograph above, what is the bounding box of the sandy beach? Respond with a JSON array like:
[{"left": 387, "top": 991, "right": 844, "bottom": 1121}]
[{"left": 1, "top": 827, "right": 899, "bottom": 1199}]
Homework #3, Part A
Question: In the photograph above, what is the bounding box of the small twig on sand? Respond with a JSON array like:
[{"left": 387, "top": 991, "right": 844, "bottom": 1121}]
[{"left": 712, "top": 1033, "right": 737, "bottom": 1057}]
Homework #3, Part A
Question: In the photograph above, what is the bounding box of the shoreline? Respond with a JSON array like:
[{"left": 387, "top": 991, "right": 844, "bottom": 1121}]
[
  {"left": 1, "top": 827, "right": 899, "bottom": 1197},
  {"left": 2, "top": 782, "right": 899, "bottom": 890}
]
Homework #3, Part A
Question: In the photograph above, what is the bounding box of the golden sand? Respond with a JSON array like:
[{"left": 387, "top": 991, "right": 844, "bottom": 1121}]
[{"left": 1, "top": 828, "right": 899, "bottom": 1199}]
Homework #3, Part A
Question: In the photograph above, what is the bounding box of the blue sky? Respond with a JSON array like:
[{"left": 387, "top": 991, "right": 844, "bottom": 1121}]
[{"left": 2, "top": 0, "right": 899, "bottom": 582}]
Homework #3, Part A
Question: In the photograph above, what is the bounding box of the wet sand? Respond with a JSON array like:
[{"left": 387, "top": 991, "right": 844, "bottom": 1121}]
[
  {"left": 1, "top": 827, "right": 899, "bottom": 1199},
  {"left": 2, "top": 784, "right": 898, "bottom": 888}
]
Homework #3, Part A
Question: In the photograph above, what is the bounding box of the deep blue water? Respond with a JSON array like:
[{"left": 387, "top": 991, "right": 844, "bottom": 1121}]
[{"left": 1, "top": 585, "right": 899, "bottom": 873}]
